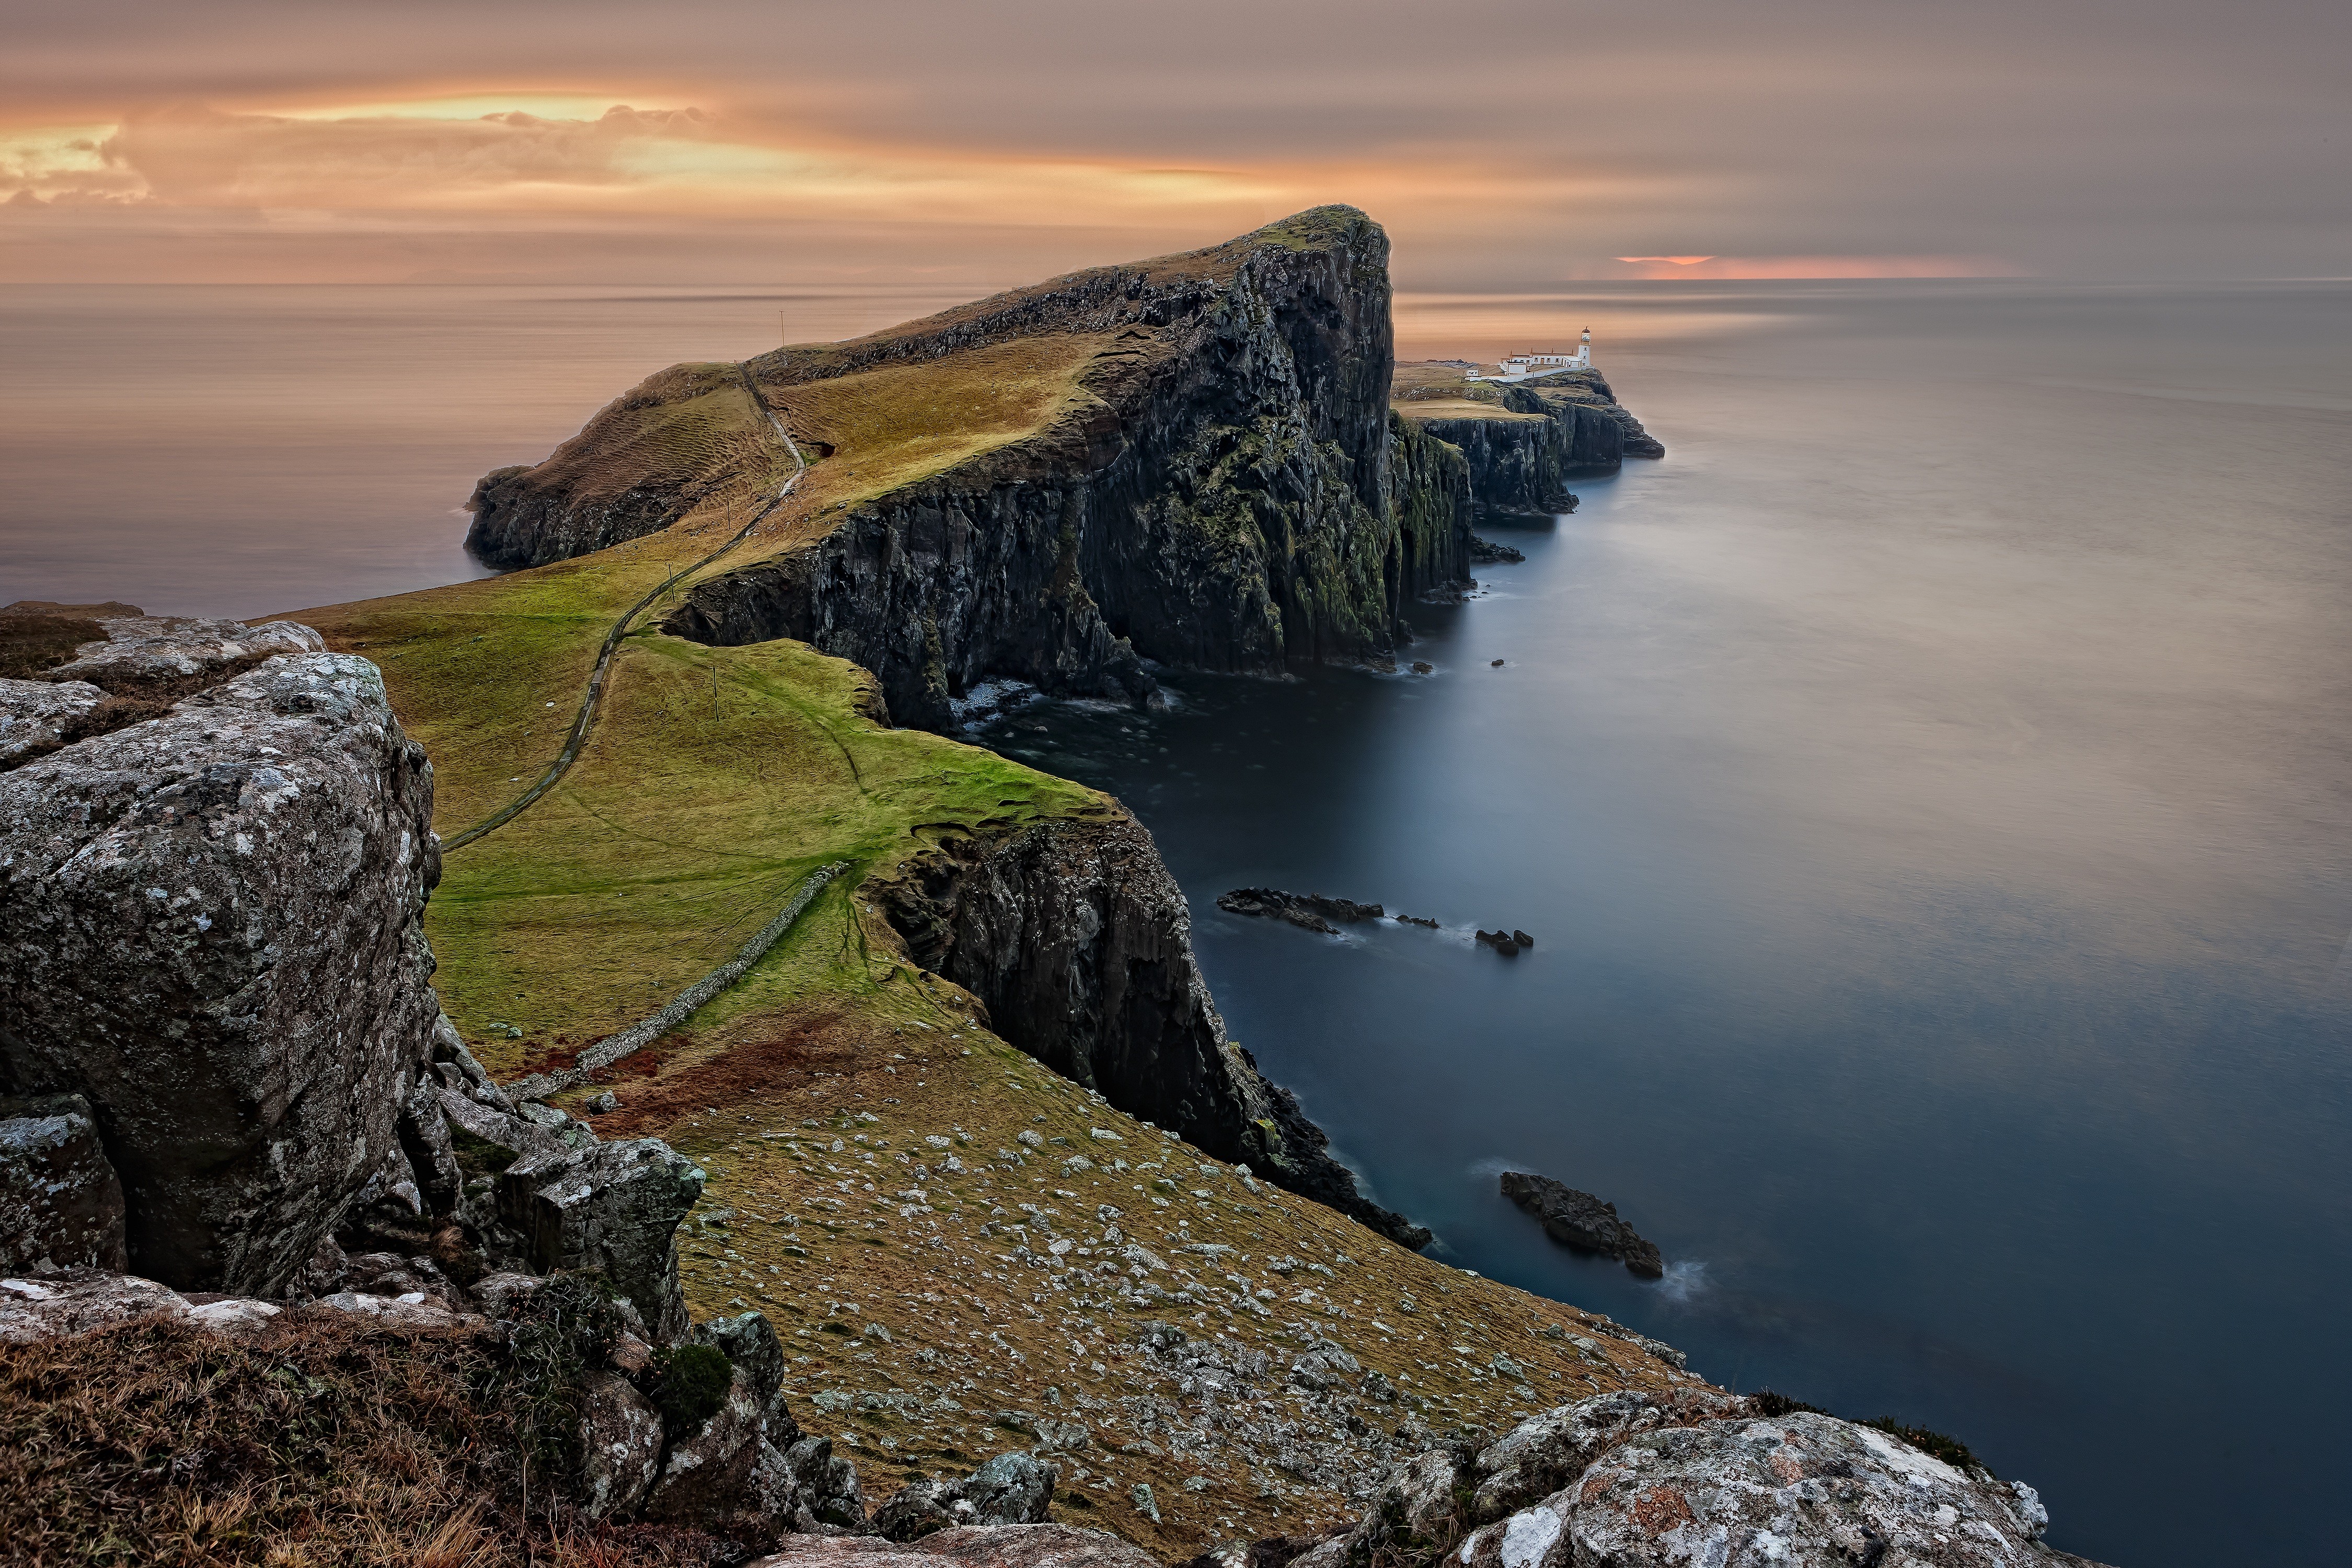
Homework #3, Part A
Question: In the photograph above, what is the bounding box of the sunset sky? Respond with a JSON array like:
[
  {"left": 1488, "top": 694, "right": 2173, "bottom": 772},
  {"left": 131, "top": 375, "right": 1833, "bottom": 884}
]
[{"left": 4, "top": 0, "right": 2345, "bottom": 287}]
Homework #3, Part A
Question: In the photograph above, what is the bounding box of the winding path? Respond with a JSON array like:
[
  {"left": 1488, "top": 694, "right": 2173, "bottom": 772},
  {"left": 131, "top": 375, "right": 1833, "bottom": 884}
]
[
  {"left": 442, "top": 365, "right": 806, "bottom": 852},
  {"left": 435, "top": 368, "right": 831, "bottom": 1099}
]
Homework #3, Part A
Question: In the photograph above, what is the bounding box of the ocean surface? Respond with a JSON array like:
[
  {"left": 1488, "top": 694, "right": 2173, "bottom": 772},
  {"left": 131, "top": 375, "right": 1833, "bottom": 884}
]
[{"left": 6, "top": 279, "right": 2349, "bottom": 1566}]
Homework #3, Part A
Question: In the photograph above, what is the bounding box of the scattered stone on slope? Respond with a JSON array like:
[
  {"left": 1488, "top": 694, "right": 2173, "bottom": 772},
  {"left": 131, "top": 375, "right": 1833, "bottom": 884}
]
[
  {"left": 0, "top": 635, "right": 440, "bottom": 1296},
  {"left": 0, "top": 1093, "right": 126, "bottom": 1275},
  {"left": 874, "top": 1452, "right": 1060, "bottom": 1541},
  {"left": 1498, "top": 1172, "right": 1664, "bottom": 1279}
]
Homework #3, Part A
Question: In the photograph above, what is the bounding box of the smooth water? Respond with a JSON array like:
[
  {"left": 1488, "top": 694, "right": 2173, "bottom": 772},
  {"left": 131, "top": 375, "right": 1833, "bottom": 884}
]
[{"left": 5, "top": 281, "right": 2348, "bottom": 1566}]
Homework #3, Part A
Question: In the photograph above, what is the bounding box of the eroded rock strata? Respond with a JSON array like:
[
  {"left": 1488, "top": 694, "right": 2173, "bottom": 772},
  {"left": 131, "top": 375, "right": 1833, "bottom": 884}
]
[
  {"left": 474, "top": 209, "right": 1474, "bottom": 731},
  {"left": 871, "top": 814, "right": 1432, "bottom": 1250}
]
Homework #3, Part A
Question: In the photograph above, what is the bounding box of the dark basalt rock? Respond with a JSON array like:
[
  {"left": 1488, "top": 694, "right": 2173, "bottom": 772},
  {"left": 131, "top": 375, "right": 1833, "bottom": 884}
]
[
  {"left": 1500, "top": 1171, "right": 1663, "bottom": 1278},
  {"left": 872, "top": 816, "right": 1431, "bottom": 1251},
  {"left": 1217, "top": 887, "right": 1387, "bottom": 934},
  {"left": 477, "top": 210, "right": 1478, "bottom": 733},
  {"left": 1475, "top": 929, "right": 1523, "bottom": 955},
  {"left": 1468, "top": 535, "right": 1527, "bottom": 563}
]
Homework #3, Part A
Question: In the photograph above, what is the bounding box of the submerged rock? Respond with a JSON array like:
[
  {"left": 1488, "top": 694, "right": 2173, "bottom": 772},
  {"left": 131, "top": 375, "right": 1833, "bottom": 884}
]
[{"left": 1499, "top": 1171, "right": 1664, "bottom": 1278}]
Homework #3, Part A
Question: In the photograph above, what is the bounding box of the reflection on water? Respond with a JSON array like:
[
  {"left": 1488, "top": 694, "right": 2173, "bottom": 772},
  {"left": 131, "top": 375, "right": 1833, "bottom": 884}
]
[
  {"left": 0, "top": 285, "right": 974, "bottom": 615},
  {"left": 987, "top": 282, "right": 2352, "bottom": 1568},
  {"left": 5, "top": 278, "right": 2348, "bottom": 1567}
]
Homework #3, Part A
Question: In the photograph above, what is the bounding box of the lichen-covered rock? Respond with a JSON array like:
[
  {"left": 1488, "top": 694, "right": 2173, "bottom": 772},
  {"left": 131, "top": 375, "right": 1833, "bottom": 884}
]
[
  {"left": 873, "top": 812, "right": 1428, "bottom": 1249},
  {"left": 750, "top": 1524, "right": 1159, "bottom": 1568},
  {"left": 0, "top": 678, "right": 105, "bottom": 767},
  {"left": 578, "top": 1369, "right": 665, "bottom": 1519},
  {"left": 0, "top": 1093, "right": 126, "bottom": 1274},
  {"left": 1466, "top": 1389, "right": 1675, "bottom": 1525},
  {"left": 497, "top": 1137, "right": 700, "bottom": 1340},
  {"left": 0, "top": 1268, "right": 190, "bottom": 1342},
  {"left": 1553, "top": 1412, "right": 2062, "bottom": 1568},
  {"left": 43, "top": 615, "right": 325, "bottom": 695},
  {"left": 1322, "top": 1393, "right": 2105, "bottom": 1568},
  {"left": 766, "top": 1434, "right": 872, "bottom": 1532},
  {"left": 0, "top": 647, "right": 440, "bottom": 1296},
  {"left": 876, "top": 1452, "right": 1060, "bottom": 1540}
]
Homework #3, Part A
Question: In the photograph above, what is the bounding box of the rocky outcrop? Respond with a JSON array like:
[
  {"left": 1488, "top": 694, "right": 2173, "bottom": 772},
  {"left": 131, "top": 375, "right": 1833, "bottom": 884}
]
[
  {"left": 873, "top": 1453, "right": 1060, "bottom": 1541},
  {"left": 872, "top": 812, "right": 1431, "bottom": 1249},
  {"left": 465, "top": 362, "right": 766, "bottom": 567},
  {"left": 1500, "top": 1171, "right": 1664, "bottom": 1278},
  {"left": 1504, "top": 371, "right": 1664, "bottom": 465},
  {"left": 475, "top": 210, "right": 1465, "bottom": 731},
  {"left": 0, "top": 623, "right": 440, "bottom": 1297},
  {"left": 1401, "top": 408, "right": 1576, "bottom": 517},
  {"left": 1216, "top": 887, "right": 1387, "bottom": 935},
  {"left": 1290, "top": 1389, "right": 2102, "bottom": 1568},
  {"left": 0, "top": 1093, "right": 126, "bottom": 1275}
]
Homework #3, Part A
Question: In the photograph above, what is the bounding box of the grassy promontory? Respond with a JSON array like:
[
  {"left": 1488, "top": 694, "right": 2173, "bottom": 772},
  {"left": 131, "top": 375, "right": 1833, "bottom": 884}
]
[{"left": 287, "top": 215, "right": 1688, "bottom": 1554}]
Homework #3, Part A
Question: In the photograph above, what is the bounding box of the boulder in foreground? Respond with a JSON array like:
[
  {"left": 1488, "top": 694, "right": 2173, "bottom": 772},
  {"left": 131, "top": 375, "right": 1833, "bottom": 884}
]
[
  {"left": 0, "top": 622, "right": 440, "bottom": 1296},
  {"left": 1280, "top": 1389, "right": 2107, "bottom": 1568}
]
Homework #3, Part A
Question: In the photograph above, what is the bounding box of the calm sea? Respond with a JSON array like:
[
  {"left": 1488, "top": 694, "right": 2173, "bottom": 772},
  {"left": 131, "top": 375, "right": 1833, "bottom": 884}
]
[{"left": 5, "top": 280, "right": 2349, "bottom": 1566}]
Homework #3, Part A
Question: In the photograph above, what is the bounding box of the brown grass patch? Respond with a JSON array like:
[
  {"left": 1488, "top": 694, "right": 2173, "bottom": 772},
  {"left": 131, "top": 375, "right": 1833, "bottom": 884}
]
[{"left": 0, "top": 1312, "right": 750, "bottom": 1566}]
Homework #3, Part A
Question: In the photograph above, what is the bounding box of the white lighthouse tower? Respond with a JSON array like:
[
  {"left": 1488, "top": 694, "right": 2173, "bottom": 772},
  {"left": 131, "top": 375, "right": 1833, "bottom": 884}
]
[{"left": 1475, "top": 328, "right": 1595, "bottom": 383}]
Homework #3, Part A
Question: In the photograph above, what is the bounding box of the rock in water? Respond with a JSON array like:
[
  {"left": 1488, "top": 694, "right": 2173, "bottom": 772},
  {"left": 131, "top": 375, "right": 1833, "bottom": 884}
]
[
  {"left": 0, "top": 628, "right": 440, "bottom": 1296},
  {"left": 0, "top": 1093, "right": 126, "bottom": 1275},
  {"left": 1217, "top": 887, "right": 1387, "bottom": 933},
  {"left": 1498, "top": 1171, "right": 1664, "bottom": 1278}
]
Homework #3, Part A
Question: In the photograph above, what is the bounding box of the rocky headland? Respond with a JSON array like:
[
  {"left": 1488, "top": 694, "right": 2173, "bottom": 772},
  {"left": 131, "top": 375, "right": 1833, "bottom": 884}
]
[{"left": 1, "top": 219, "right": 2111, "bottom": 1565}]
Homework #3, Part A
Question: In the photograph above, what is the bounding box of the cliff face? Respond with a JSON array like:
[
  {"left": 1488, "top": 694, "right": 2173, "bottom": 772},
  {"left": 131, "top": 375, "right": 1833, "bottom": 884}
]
[
  {"left": 465, "top": 363, "right": 768, "bottom": 568},
  {"left": 673, "top": 210, "right": 1427, "bottom": 729},
  {"left": 870, "top": 811, "right": 1431, "bottom": 1249},
  {"left": 1402, "top": 407, "right": 1576, "bottom": 517},
  {"left": 469, "top": 209, "right": 1462, "bottom": 733},
  {"left": 1504, "top": 373, "right": 1664, "bottom": 466}
]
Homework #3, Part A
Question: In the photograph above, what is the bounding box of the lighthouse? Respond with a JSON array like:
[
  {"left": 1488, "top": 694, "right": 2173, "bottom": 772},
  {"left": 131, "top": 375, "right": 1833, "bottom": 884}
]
[{"left": 1473, "top": 329, "right": 1596, "bottom": 383}]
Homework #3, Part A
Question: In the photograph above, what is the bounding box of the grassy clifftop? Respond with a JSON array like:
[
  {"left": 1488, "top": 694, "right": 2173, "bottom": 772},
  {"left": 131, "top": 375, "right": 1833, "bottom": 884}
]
[{"left": 287, "top": 212, "right": 1682, "bottom": 1554}]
